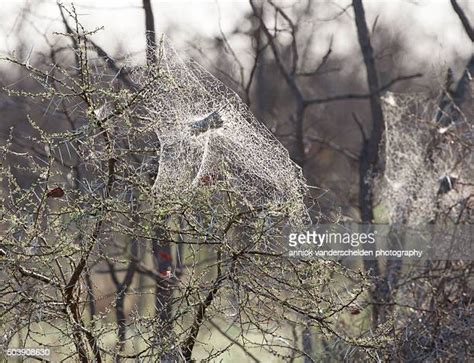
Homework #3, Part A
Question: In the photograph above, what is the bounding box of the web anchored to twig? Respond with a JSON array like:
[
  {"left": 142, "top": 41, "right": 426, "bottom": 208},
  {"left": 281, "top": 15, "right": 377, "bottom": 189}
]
[{"left": 129, "top": 37, "right": 310, "bottom": 225}]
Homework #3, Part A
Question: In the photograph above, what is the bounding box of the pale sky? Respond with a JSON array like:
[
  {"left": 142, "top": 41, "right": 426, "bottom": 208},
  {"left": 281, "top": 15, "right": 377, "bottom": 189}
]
[{"left": 0, "top": 0, "right": 472, "bottom": 75}]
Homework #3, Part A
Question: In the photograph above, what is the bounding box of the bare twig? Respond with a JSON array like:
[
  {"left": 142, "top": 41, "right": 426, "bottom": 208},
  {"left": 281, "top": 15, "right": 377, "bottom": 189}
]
[
  {"left": 305, "top": 73, "right": 422, "bottom": 105},
  {"left": 307, "top": 135, "right": 359, "bottom": 161}
]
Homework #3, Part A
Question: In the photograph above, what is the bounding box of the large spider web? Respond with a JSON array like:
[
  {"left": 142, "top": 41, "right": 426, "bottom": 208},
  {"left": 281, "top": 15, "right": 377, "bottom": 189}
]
[
  {"left": 128, "top": 37, "right": 309, "bottom": 225},
  {"left": 381, "top": 92, "right": 473, "bottom": 225}
]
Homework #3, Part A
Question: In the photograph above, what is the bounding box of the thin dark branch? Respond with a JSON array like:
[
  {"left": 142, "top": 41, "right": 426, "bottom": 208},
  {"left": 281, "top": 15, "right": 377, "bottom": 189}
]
[
  {"left": 305, "top": 73, "right": 422, "bottom": 105},
  {"left": 297, "top": 37, "right": 335, "bottom": 77},
  {"left": 268, "top": 0, "right": 298, "bottom": 74},
  {"left": 450, "top": 0, "right": 474, "bottom": 42},
  {"left": 56, "top": 1, "right": 135, "bottom": 89},
  {"left": 352, "top": 112, "right": 367, "bottom": 142},
  {"left": 249, "top": 0, "right": 304, "bottom": 102},
  {"left": 181, "top": 256, "right": 227, "bottom": 361},
  {"left": 208, "top": 320, "right": 261, "bottom": 363},
  {"left": 18, "top": 265, "right": 59, "bottom": 286},
  {"left": 307, "top": 135, "right": 359, "bottom": 161},
  {"left": 216, "top": 4, "right": 246, "bottom": 89}
]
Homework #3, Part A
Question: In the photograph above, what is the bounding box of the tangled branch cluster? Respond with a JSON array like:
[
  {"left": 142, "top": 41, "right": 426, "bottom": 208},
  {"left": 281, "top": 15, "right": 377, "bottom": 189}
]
[{"left": 0, "top": 11, "right": 378, "bottom": 361}]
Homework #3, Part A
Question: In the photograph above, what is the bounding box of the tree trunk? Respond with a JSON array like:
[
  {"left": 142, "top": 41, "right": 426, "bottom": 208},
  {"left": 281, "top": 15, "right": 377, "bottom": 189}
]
[
  {"left": 143, "top": 0, "right": 157, "bottom": 65},
  {"left": 352, "top": 0, "right": 385, "bottom": 328}
]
